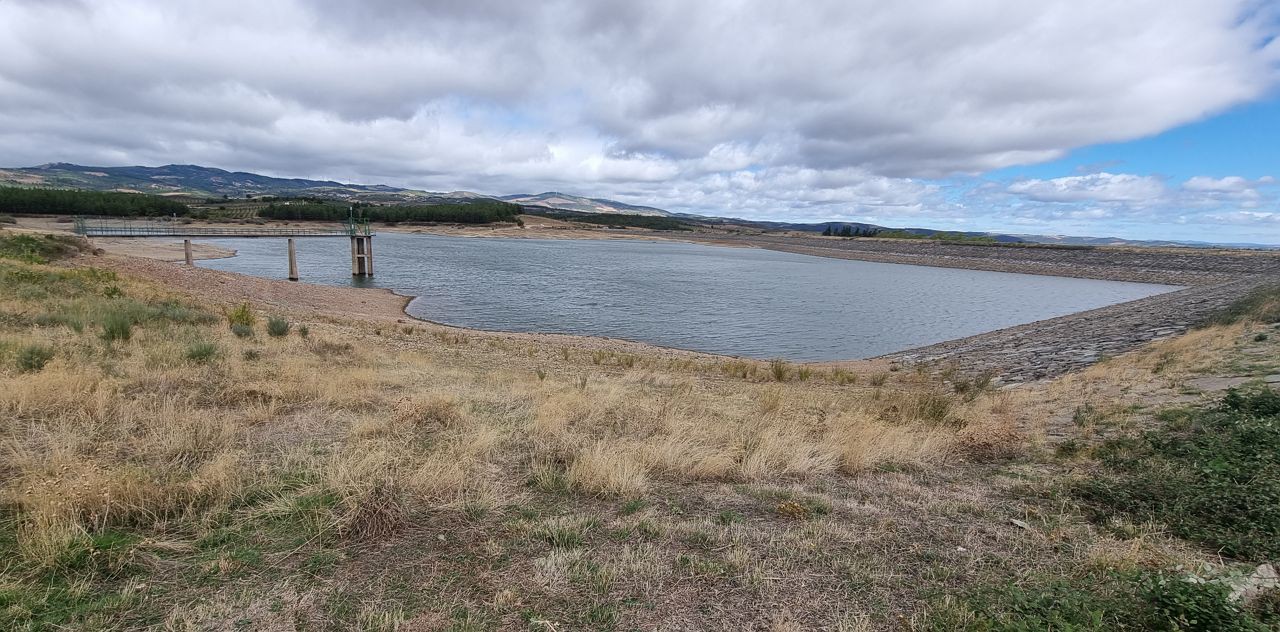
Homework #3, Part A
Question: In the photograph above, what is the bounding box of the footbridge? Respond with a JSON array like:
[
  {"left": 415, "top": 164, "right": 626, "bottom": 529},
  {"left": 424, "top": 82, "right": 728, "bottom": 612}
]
[{"left": 72, "top": 216, "right": 377, "bottom": 279}]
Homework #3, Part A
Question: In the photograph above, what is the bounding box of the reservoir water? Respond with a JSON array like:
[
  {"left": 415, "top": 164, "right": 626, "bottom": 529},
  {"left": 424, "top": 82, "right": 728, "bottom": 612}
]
[{"left": 196, "top": 234, "right": 1180, "bottom": 361}]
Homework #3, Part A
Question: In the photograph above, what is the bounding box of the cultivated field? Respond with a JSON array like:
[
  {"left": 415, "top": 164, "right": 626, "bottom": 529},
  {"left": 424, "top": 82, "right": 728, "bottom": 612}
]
[{"left": 2, "top": 230, "right": 1278, "bottom": 630}]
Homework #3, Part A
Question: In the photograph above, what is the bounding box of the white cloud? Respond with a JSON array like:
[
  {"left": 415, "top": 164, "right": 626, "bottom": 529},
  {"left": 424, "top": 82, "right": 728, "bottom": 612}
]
[
  {"left": 1183, "top": 175, "right": 1276, "bottom": 191},
  {"left": 0, "top": 0, "right": 1275, "bottom": 242},
  {"left": 1006, "top": 173, "right": 1167, "bottom": 204},
  {"left": 990, "top": 170, "right": 1280, "bottom": 240}
]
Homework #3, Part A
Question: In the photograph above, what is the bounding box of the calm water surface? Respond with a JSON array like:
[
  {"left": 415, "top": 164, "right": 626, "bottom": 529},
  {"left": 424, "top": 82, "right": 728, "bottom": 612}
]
[{"left": 196, "top": 234, "right": 1180, "bottom": 361}]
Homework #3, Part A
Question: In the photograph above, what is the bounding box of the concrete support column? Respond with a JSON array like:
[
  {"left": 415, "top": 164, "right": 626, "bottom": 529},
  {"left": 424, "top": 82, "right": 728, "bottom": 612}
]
[
  {"left": 350, "top": 236, "right": 361, "bottom": 276},
  {"left": 287, "top": 238, "right": 299, "bottom": 281},
  {"left": 183, "top": 239, "right": 193, "bottom": 266},
  {"left": 349, "top": 235, "right": 375, "bottom": 277}
]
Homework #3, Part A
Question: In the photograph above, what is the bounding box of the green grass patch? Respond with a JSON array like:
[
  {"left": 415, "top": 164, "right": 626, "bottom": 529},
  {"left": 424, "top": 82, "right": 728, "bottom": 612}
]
[
  {"left": 1074, "top": 388, "right": 1280, "bottom": 560},
  {"left": 1205, "top": 284, "right": 1280, "bottom": 326},
  {"left": 0, "top": 232, "right": 86, "bottom": 264},
  {"left": 931, "top": 567, "right": 1278, "bottom": 631},
  {"left": 15, "top": 344, "right": 54, "bottom": 372},
  {"left": 0, "top": 262, "right": 118, "bottom": 299},
  {"left": 184, "top": 341, "right": 219, "bottom": 364},
  {"left": 99, "top": 311, "right": 133, "bottom": 342},
  {"left": 0, "top": 512, "right": 155, "bottom": 629}
]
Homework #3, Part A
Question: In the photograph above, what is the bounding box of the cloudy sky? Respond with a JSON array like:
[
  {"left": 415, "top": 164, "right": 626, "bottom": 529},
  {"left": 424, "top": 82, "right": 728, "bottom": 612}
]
[{"left": 2, "top": 1, "right": 1278, "bottom": 243}]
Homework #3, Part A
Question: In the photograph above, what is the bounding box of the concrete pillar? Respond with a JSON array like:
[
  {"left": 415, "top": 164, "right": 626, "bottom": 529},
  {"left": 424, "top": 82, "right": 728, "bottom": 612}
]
[
  {"left": 365, "top": 236, "right": 374, "bottom": 276},
  {"left": 183, "top": 239, "right": 193, "bottom": 266},
  {"left": 287, "top": 238, "right": 299, "bottom": 281},
  {"left": 351, "top": 236, "right": 360, "bottom": 276}
]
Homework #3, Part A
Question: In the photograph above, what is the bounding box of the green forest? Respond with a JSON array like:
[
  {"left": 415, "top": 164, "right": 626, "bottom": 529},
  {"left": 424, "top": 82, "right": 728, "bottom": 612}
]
[
  {"left": 258, "top": 200, "right": 521, "bottom": 224},
  {"left": 525, "top": 208, "right": 693, "bottom": 231},
  {"left": 0, "top": 187, "right": 188, "bottom": 217}
]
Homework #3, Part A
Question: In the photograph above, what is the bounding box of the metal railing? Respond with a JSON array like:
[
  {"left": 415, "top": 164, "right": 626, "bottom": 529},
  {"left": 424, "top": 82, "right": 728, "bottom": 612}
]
[{"left": 71, "top": 216, "right": 373, "bottom": 238}]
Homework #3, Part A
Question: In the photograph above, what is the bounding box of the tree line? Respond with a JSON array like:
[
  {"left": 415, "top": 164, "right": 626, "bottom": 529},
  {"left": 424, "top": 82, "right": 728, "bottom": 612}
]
[
  {"left": 0, "top": 186, "right": 188, "bottom": 216},
  {"left": 257, "top": 200, "right": 522, "bottom": 224},
  {"left": 822, "top": 224, "right": 879, "bottom": 237},
  {"left": 525, "top": 208, "right": 693, "bottom": 231}
]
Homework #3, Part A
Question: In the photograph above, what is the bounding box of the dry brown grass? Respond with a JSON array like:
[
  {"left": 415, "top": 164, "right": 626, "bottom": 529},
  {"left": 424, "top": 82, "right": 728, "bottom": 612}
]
[{"left": 0, "top": 254, "right": 1122, "bottom": 628}]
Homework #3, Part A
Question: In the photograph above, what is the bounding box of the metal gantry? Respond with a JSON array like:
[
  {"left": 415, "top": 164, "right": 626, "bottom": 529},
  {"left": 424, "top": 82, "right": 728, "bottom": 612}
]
[
  {"left": 72, "top": 216, "right": 372, "bottom": 238},
  {"left": 72, "top": 215, "right": 376, "bottom": 278}
]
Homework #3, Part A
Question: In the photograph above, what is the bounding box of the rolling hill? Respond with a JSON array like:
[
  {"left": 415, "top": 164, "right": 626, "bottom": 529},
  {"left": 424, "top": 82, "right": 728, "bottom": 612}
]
[{"left": 499, "top": 192, "right": 672, "bottom": 216}]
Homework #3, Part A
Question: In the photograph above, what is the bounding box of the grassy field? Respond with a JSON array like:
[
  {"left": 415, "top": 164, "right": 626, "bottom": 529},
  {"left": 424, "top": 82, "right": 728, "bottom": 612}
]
[{"left": 1, "top": 229, "right": 1278, "bottom": 630}]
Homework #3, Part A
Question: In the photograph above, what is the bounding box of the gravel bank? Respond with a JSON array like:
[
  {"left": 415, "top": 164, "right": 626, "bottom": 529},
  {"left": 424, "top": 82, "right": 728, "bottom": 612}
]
[{"left": 687, "top": 234, "right": 1280, "bottom": 285}]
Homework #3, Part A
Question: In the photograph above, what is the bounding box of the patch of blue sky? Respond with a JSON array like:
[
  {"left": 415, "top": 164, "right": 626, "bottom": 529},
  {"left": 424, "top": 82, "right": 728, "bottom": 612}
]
[{"left": 987, "top": 96, "right": 1280, "bottom": 183}]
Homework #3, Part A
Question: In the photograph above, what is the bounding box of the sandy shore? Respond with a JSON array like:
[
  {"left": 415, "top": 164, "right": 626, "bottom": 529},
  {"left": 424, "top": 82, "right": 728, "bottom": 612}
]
[{"left": 10, "top": 215, "right": 237, "bottom": 261}]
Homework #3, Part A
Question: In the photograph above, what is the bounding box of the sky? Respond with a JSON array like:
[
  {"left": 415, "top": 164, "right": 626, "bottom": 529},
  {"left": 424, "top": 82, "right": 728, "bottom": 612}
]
[{"left": 1, "top": 1, "right": 1278, "bottom": 243}]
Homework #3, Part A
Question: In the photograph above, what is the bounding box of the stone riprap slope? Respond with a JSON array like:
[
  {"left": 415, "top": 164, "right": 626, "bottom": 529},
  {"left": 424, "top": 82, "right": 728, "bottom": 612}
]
[
  {"left": 694, "top": 234, "right": 1280, "bottom": 285},
  {"left": 881, "top": 277, "right": 1274, "bottom": 383}
]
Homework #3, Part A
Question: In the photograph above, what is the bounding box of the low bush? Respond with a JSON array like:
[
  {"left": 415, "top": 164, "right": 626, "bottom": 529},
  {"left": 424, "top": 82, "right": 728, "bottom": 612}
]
[
  {"left": 184, "top": 342, "right": 218, "bottom": 364},
  {"left": 225, "top": 302, "right": 255, "bottom": 329},
  {"left": 266, "top": 316, "right": 290, "bottom": 337},
  {"left": 16, "top": 344, "right": 54, "bottom": 372},
  {"left": 230, "top": 323, "right": 253, "bottom": 339},
  {"left": 768, "top": 359, "right": 790, "bottom": 382},
  {"left": 99, "top": 312, "right": 133, "bottom": 342}
]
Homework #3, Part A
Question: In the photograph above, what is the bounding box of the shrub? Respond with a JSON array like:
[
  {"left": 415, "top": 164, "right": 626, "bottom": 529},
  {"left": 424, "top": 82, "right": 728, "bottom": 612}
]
[
  {"left": 184, "top": 342, "right": 218, "bottom": 364},
  {"left": 297, "top": 324, "right": 309, "bottom": 338},
  {"left": 230, "top": 323, "right": 253, "bottom": 339},
  {"left": 16, "top": 344, "right": 54, "bottom": 372},
  {"left": 99, "top": 312, "right": 133, "bottom": 342},
  {"left": 225, "top": 303, "right": 255, "bottom": 329},
  {"left": 266, "top": 316, "right": 290, "bottom": 337},
  {"left": 33, "top": 312, "right": 84, "bottom": 333},
  {"left": 768, "top": 359, "right": 790, "bottom": 382}
]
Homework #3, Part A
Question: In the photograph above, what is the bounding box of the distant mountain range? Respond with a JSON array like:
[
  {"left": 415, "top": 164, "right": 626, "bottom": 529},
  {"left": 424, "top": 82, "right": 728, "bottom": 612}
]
[
  {"left": 0, "top": 163, "right": 674, "bottom": 216},
  {"left": 2, "top": 162, "right": 1273, "bottom": 249}
]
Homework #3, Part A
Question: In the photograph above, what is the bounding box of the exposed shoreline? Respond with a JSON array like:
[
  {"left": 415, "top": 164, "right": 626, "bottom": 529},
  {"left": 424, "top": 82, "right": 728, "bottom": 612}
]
[
  {"left": 14, "top": 214, "right": 1278, "bottom": 380},
  {"left": 80, "top": 250, "right": 874, "bottom": 370}
]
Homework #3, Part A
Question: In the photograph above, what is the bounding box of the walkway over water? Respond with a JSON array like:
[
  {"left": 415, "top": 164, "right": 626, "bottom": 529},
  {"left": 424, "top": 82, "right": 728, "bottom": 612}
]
[
  {"left": 72, "top": 216, "right": 377, "bottom": 278},
  {"left": 71, "top": 217, "right": 373, "bottom": 238}
]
